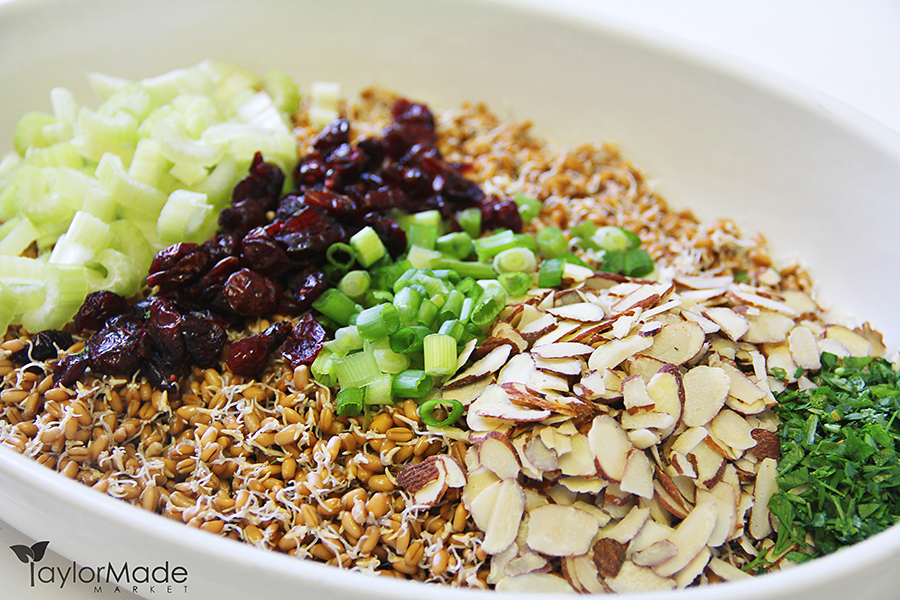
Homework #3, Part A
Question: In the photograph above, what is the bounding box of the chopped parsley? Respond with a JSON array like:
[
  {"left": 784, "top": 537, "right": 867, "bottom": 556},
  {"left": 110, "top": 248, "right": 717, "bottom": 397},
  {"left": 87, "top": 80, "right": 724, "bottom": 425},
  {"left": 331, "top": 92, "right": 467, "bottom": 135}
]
[{"left": 769, "top": 352, "right": 900, "bottom": 562}]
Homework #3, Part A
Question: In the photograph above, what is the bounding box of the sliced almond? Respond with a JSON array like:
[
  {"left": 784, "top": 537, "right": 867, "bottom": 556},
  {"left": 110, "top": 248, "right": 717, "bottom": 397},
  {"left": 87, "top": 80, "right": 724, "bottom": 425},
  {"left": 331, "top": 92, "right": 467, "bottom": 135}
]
[
  {"left": 704, "top": 307, "right": 749, "bottom": 341},
  {"left": 396, "top": 455, "right": 442, "bottom": 493},
  {"left": 605, "top": 561, "right": 676, "bottom": 594},
  {"left": 445, "top": 344, "right": 512, "bottom": 389},
  {"left": 681, "top": 365, "right": 730, "bottom": 427},
  {"left": 674, "top": 274, "right": 733, "bottom": 290},
  {"left": 749, "top": 457, "right": 778, "bottom": 540},
  {"left": 710, "top": 409, "right": 757, "bottom": 455},
  {"left": 519, "top": 312, "right": 559, "bottom": 341},
  {"left": 612, "top": 285, "right": 660, "bottom": 314},
  {"left": 643, "top": 320, "right": 705, "bottom": 365},
  {"left": 633, "top": 540, "right": 677, "bottom": 567},
  {"left": 533, "top": 321, "right": 581, "bottom": 347},
  {"left": 547, "top": 302, "right": 606, "bottom": 323},
  {"left": 587, "top": 414, "right": 633, "bottom": 482},
  {"left": 469, "top": 385, "right": 552, "bottom": 425},
  {"left": 497, "top": 352, "right": 538, "bottom": 385},
  {"left": 478, "top": 431, "right": 521, "bottom": 480},
  {"left": 788, "top": 325, "right": 821, "bottom": 370},
  {"left": 442, "top": 375, "right": 494, "bottom": 406},
  {"left": 620, "top": 449, "right": 654, "bottom": 499},
  {"left": 696, "top": 483, "right": 737, "bottom": 547},
  {"left": 707, "top": 556, "right": 753, "bottom": 581},
  {"left": 681, "top": 309, "right": 720, "bottom": 334},
  {"left": 523, "top": 434, "right": 560, "bottom": 472},
  {"left": 557, "top": 433, "right": 597, "bottom": 477},
  {"left": 533, "top": 355, "right": 583, "bottom": 376},
  {"left": 477, "top": 478, "right": 526, "bottom": 554},
  {"left": 730, "top": 289, "right": 800, "bottom": 317},
  {"left": 562, "top": 555, "right": 607, "bottom": 594},
  {"left": 527, "top": 504, "right": 600, "bottom": 556},
  {"left": 588, "top": 335, "right": 654, "bottom": 372},
  {"left": 626, "top": 354, "right": 668, "bottom": 382},
  {"left": 688, "top": 441, "right": 727, "bottom": 490},
  {"left": 717, "top": 361, "right": 766, "bottom": 403},
  {"left": 603, "top": 506, "right": 651, "bottom": 545},
  {"left": 591, "top": 537, "right": 628, "bottom": 578},
  {"left": 646, "top": 365, "right": 684, "bottom": 440},
  {"left": 652, "top": 501, "right": 718, "bottom": 577},
  {"left": 744, "top": 310, "right": 796, "bottom": 344},
  {"left": 622, "top": 374, "right": 656, "bottom": 413},
  {"left": 495, "top": 573, "right": 576, "bottom": 593},
  {"left": 825, "top": 324, "right": 873, "bottom": 357},
  {"left": 673, "top": 546, "right": 711, "bottom": 589},
  {"left": 531, "top": 342, "right": 594, "bottom": 359}
]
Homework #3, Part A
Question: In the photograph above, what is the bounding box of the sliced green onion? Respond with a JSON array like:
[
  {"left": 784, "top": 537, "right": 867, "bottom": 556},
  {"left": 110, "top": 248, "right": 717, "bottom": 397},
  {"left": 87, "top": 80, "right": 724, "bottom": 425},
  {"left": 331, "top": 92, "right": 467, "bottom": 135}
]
[
  {"left": 392, "top": 370, "right": 434, "bottom": 399},
  {"left": 439, "top": 289, "right": 465, "bottom": 322},
  {"left": 326, "top": 242, "right": 356, "bottom": 270},
  {"left": 438, "top": 319, "right": 465, "bottom": 342},
  {"left": 338, "top": 270, "right": 371, "bottom": 299},
  {"left": 364, "top": 289, "right": 394, "bottom": 307},
  {"left": 335, "top": 387, "right": 364, "bottom": 417},
  {"left": 373, "top": 346, "right": 410, "bottom": 374},
  {"left": 390, "top": 326, "right": 432, "bottom": 355},
  {"left": 622, "top": 247, "right": 655, "bottom": 278},
  {"left": 355, "top": 303, "right": 400, "bottom": 341},
  {"left": 430, "top": 269, "right": 462, "bottom": 286},
  {"left": 423, "top": 333, "right": 457, "bottom": 377},
  {"left": 418, "top": 398, "right": 464, "bottom": 427},
  {"left": 470, "top": 286, "right": 507, "bottom": 327},
  {"left": 494, "top": 247, "right": 537, "bottom": 274},
  {"left": 399, "top": 210, "right": 442, "bottom": 232},
  {"left": 499, "top": 271, "right": 533, "bottom": 297},
  {"left": 513, "top": 193, "right": 542, "bottom": 221},
  {"left": 430, "top": 258, "right": 497, "bottom": 280},
  {"left": 473, "top": 229, "right": 517, "bottom": 262},
  {"left": 412, "top": 271, "right": 448, "bottom": 298},
  {"left": 536, "top": 226, "right": 568, "bottom": 259},
  {"left": 455, "top": 277, "right": 483, "bottom": 302},
  {"left": 332, "top": 348, "right": 382, "bottom": 389},
  {"left": 435, "top": 232, "right": 474, "bottom": 260},
  {"left": 312, "top": 288, "right": 360, "bottom": 326},
  {"left": 334, "top": 325, "right": 365, "bottom": 353},
  {"left": 538, "top": 257, "right": 567, "bottom": 288},
  {"left": 593, "top": 226, "right": 640, "bottom": 252},
  {"left": 456, "top": 207, "right": 481, "bottom": 239},
  {"left": 350, "top": 226, "right": 387, "bottom": 268},
  {"left": 393, "top": 284, "right": 423, "bottom": 323},
  {"left": 310, "top": 348, "right": 337, "bottom": 387},
  {"left": 364, "top": 374, "right": 395, "bottom": 406},
  {"left": 407, "top": 222, "right": 438, "bottom": 250},
  {"left": 407, "top": 245, "right": 441, "bottom": 269}
]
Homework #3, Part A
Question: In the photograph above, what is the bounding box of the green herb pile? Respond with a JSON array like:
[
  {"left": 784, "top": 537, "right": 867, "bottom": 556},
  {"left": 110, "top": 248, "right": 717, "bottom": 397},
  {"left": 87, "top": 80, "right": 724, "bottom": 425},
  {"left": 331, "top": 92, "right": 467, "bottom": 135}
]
[{"left": 767, "top": 353, "right": 900, "bottom": 564}]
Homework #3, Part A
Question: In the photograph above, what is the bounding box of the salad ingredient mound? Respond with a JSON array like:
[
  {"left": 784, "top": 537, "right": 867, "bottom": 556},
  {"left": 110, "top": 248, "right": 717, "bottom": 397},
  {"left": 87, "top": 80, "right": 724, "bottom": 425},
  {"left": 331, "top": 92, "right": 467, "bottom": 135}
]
[{"left": 0, "top": 66, "right": 896, "bottom": 593}]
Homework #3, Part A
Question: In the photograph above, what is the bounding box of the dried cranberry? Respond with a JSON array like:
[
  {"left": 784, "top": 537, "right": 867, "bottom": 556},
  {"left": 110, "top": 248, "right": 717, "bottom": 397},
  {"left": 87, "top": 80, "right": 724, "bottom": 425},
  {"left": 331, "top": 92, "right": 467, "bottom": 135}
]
[
  {"left": 147, "top": 243, "right": 211, "bottom": 293},
  {"left": 218, "top": 198, "right": 268, "bottom": 237},
  {"left": 324, "top": 143, "right": 370, "bottom": 191},
  {"left": 240, "top": 226, "right": 291, "bottom": 278},
  {"left": 289, "top": 267, "right": 328, "bottom": 312},
  {"left": 303, "top": 189, "right": 358, "bottom": 217},
  {"left": 480, "top": 198, "right": 523, "bottom": 233},
  {"left": 281, "top": 314, "right": 326, "bottom": 368},
  {"left": 438, "top": 171, "right": 485, "bottom": 206},
  {"left": 87, "top": 320, "right": 149, "bottom": 376},
  {"left": 293, "top": 154, "right": 328, "bottom": 188},
  {"left": 276, "top": 206, "right": 345, "bottom": 261},
  {"left": 145, "top": 297, "right": 185, "bottom": 370},
  {"left": 141, "top": 358, "right": 180, "bottom": 395},
  {"left": 73, "top": 291, "right": 128, "bottom": 334},
  {"left": 313, "top": 118, "right": 351, "bottom": 156},
  {"left": 226, "top": 321, "right": 292, "bottom": 378},
  {"left": 203, "top": 232, "right": 240, "bottom": 264},
  {"left": 221, "top": 269, "right": 281, "bottom": 316},
  {"left": 231, "top": 152, "right": 285, "bottom": 213},
  {"left": 181, "top": 312, "right": 227, "bottom": 368},
  {"left": 10, "top": 330, "right": 74, "bottom": 364},
  {"left": 53, "top": 351, "right": 89, "bottom": 388},
  {"left": 358, "top": 186, "right": 407, "bottom": 213}
]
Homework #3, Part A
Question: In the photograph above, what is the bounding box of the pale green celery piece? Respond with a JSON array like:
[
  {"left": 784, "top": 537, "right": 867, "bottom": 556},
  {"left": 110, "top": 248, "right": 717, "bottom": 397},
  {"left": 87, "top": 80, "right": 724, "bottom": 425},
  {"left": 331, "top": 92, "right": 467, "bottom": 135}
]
[
  {"left": 137, "top": 105, "right": 176, "bottom": 139},
  {"left": 0, "top": 217, "right": 39, "bottom": 257},
  {"left": 24, "top": 192, "right": 76, "bottom": 243},
  {"left": 88, "top": 72, "right": 132, "bottom": 102},
  {"left": 191, "top": 155, "right": 239, "bottom": 210},
  {"left": 47, "top": 239, "right": 96, "bottom": 266},
  {"left": 77, "top": 107, "right": 139, "bottom": 149},
  {"left": 23, "top": 141, "right": 85, "bottom": 169},
  {"left": 151, "top": 118, "right": 225, "bottom": 168},
  {"left": 168, "top": 162, "right": 208, "bottom": 186},
  {"left": 174, "top": 94, "right": 224, "bottom": 138},
  {"left": 53, "top": 167, "right": 102, "bottom": 213},
  {"left": 110, "top": 220, "right": 155, "bottom": 272},
  {"left": 81, "top": 187, "right": 117, "bottom": 223},
  {"left": 0, "top": 152, "right": 21, "bottom": 175},
  {"left": 60, "top": 211, "right": 115, "bottom": 250},
  {"left": 264, "top": 70, "right": 300, "bottom": 119},
  {"left": 13, "top": 112, "right": 56, "bottom": 155},
  {"left": 226, "top": 128, "right": 296, "bottom": 174},
  {"left": 157, "top": 189, "right": 214, "bottom": 244},
  {"left": 198, "top": 60, "right": 262, "bottom": 105},
  {"left": 97, "top": 82, "right": 154, "bottom": 121},
  {"left": 237, "top": 91, "right": 290, "bottom": 133},
  {"left": 140, "top": 64, "right": 213, "bottom": 107},
  {"left": 21, "top": 263, "right": 89, "bottom": 333},
  {"left": 50, "top": 87, "right": 78, "bottom": 128},
  {"left": 88, "top": 249, "right": 142, "bottom": 297},
  {"left": 95, "top": 153, "right": 167, "bottom": 220},
  {"left": 0, "top": 255, "right": 46, "bottom": 286},
  {"left": 128, "top": 138, "right": 167, "bottom": 187}
]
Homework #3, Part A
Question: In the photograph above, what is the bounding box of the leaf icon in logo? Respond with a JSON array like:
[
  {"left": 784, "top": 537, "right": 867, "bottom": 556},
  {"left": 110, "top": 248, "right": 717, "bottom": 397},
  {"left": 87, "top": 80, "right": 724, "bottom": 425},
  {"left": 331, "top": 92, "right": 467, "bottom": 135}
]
[
  {"left": 8, "top": 541, "right": 49, "bottom": 563},
  {"left": 30, "top": 541, "right": 49, "bottom": 562},
  {"left": 9, "top": 544, "right": 34, "bottom": 563}
]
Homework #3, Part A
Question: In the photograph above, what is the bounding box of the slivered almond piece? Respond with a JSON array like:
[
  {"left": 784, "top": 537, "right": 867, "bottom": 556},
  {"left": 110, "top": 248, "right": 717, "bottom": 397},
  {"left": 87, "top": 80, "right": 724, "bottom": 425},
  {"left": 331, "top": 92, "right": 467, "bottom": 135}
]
[
  {"left": 630, "top": 519, "right": 675, "bottom": 553},
  {"left": 688, "top": 441, "right": 727, "bottom": 489},
  {"left": 697, "top": 483, "right": 737, "bottom": 547},
  {"left": 782, "top": 289, "right": 819, "bottom": 315},
  {"left": 519, "top": 312, "right": 559, "bottom": 341},
  {"left": 653, "top": 501, "right": 718, "bottom": 577},
  {"left": 749, "top": 457, "right": 778, "bottom": 539},
  {"left": 531, "top": 342, "right": 594, "bottom": 359},
  {"left": 744, "top": 310, "right": 795, "bottom": 343},
  {"left": 477, "top": 478, "right": 526, "bottom": 554},
  {"left": 731, "top": 289, "right": 800, "bottom": 317},
  {"left": 470, "top": 384, "right": 552, "bottom": 424},
  {"left": 579, "top": 369, "right": 622, "bottom": 401},
  {"left": 527, "top": 504, "right": 600, "bottom": 556},
  {"left": 682, "top": 309, "right": 720, "bottom": 334},
  {"left": 825, "top": 324, "right": 872, "bottom": 357},
  {"left": 533, "top": 355, "right": 583, "bottom": 376},
  {"left": 533, "top": 321, "right": 581, "bottom": 346},
  {"left": 620, "top": 449, "right": 654, "bottom": 499},
  {"left": 789, "top": 325, "right": 821, "bottom": 370},
  {"left": 707, "top": 557, "right": 753, "bottom": 581},
  {"left": 462, "top": 466, "right": 502, "bottom": 511},
  {"left": 621, "top": 411, "right": 675, "bottom": 431},
  {"left": 557, "top": 434, "right": 596, "bottom": 476},
  {"left": 562, "top": 555, "right": 607, "bottom": 594},
  {"left": 710, "top": 409, "right": 757, "bottom": 454},
  {"left": 674, "top": 274, "right": 733, "bottom": 290},
  {"left": 612, "top": 285, "right": 660, "bottom": 314},
  {"left": 489, "top": 321, "right": 528, "bottom": 352},
  {"left": 682, "top": 366, "right": 730, "bottom": 427},
  {"left": 750, "top": 428, "right": 780, "bottom": 461},
  {"left": 588, "top": 335, "right": 654, "bottom": 372},
  {"left": 626, "top": 354, "right": 667, "bottom": 381},
  {"left": 638, "top": 321, "right": 663, "bottom": 337},
  {"left": 604, "top": 506, "right": 651, "bottom": 544},
  {"left": 670, "top": 427, "right": 709, "bottom": 456},
  {"left": 505, "top": 549, "right": 549, "bottom": 577},
  {"left": 628, "top": 428, "right": 660, "bottom": 450},
  {"left": 669, "top": 452, "right": 696, "bottom": 478},
  {"left": 633, "top": 541, "right": 677, "bottom": 567},
  {"left": 606, "top": 562, "right": 676, "bottom": 594},
  {"left": 587, "top": 415, "right": 633, "bottom": 482},
  {"left": 436, "top": 455, "right": 467, "bottom": 488},
  {"left": 643, "top": 320, "right": 705, "bottom": 365},
  {"left": 478, "top": 432, "right": 521, "bottom": 480},
  {"left": 497, "top": 352, "right": 537, "bottom": 385},
  {"left": 673, "top": 547, "right": 711, "bottom": 589},
  {"left": 442, "top": 376, "right": 493, "bottom": 406},
  {"left": 547, "top": 302, "right": 606, "bottom": 323},
  {"left": 495, "top": 573, "right": 576, "bottom": 593},
  {"left": 704, "top": 307, "right": 749, "bottom": 341},
  {"left": 524, "top": 435, "right": 560, "bottom": 472},
  {"left": 445, "top": 344, "right": 512, "bottom": 389},
  {"left": 646, "top": 365, "right": 684, "bottom": 439},
  {"left": 397, "top": 456, "right": 442, "bottom": 492},
  {"left": 622, "top": 374, "right": 655, "bottom": 413},
  {"left": 717, "top": 361, "right": 766, "bottom": 403}
]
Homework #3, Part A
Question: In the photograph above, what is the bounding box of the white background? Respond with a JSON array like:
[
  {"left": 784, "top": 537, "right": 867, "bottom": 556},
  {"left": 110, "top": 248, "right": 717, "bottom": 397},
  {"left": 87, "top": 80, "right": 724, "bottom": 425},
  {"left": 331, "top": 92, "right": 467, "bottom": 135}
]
[{"left": 1, "top": 1, "right": 899, "bottom": 598}]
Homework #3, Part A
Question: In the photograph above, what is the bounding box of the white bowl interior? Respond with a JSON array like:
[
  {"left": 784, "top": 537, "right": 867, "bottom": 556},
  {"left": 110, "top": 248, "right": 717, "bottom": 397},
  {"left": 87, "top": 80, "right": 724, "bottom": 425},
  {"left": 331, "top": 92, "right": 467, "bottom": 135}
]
[{"left": 2, "top": 0, "right": 900, "bottom": 599}]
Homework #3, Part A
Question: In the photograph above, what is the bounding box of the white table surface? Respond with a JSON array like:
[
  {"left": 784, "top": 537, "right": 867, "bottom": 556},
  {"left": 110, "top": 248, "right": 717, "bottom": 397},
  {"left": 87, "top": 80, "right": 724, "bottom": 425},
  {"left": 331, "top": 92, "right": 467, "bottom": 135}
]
[{"left": 1, "top": 1, "right": 898, "bottom": 598}]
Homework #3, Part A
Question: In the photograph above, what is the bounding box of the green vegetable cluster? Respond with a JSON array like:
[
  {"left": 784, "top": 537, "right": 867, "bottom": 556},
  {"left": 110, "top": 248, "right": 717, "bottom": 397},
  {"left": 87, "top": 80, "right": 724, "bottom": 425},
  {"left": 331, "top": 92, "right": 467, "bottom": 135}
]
[{"left": 766, "top": 353, "right": 900, "bottom": 565}]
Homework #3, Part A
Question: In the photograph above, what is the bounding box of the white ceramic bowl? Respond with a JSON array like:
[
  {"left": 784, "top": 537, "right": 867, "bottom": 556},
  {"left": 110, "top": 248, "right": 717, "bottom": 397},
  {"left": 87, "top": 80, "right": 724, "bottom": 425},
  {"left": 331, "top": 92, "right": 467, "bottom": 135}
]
[{"left": 2, "top": 1, "right": 900, "bottom": 599}]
